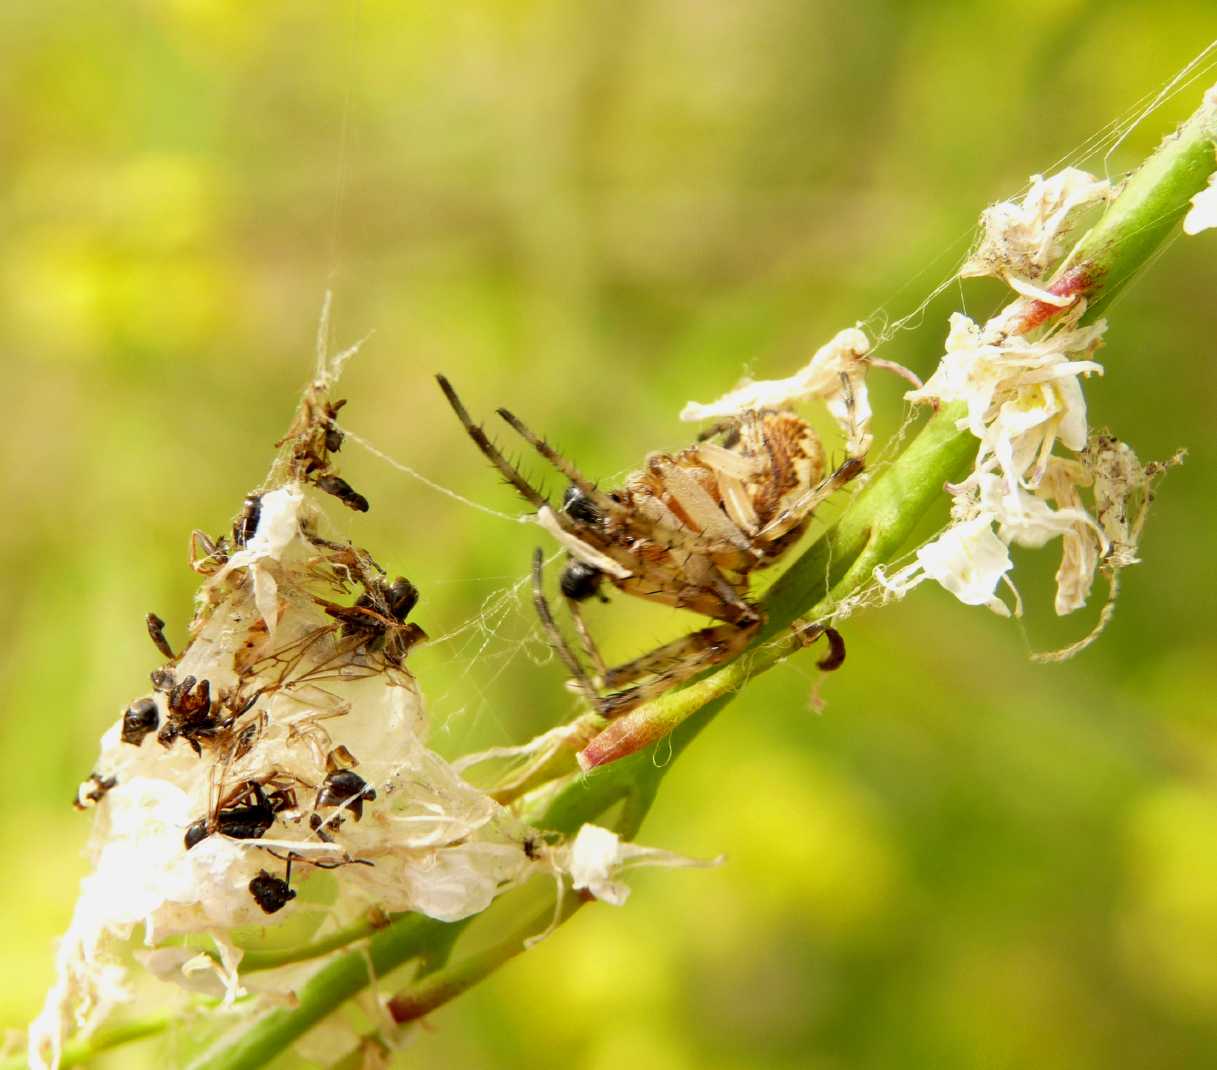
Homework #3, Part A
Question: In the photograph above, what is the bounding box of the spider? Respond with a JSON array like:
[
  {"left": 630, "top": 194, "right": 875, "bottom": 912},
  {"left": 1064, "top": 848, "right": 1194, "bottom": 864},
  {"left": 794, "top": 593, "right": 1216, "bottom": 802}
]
[{"left": 437, "top": 375, "right": 863, "bottom": 718}]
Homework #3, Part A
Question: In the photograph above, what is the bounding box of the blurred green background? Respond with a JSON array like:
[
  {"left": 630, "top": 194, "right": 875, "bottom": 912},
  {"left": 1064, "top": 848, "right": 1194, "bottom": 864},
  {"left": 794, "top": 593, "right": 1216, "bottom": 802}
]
[{"left": 3, "top": 2, "right": 1217, "bottom": 1067}]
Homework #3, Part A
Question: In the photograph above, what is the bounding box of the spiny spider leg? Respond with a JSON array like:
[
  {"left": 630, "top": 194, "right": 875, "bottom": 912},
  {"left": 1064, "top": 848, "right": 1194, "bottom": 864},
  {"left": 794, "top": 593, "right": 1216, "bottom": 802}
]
[
  {"left": 564, "top": 596, "right": 608, "bottom": 681},
  {"left": 496, "top": 407, "right": 612, "bottom": 508},
  {"left": 595, "top": 618, "right": 760, "bottom": 718},
  {"left": 599, "top": 618, "right": 761, "bottom": 691},
  {"left": 757, "top": 455, "right": 865, "bottom": 540},
  {"left": 436, "top": 375, "right": 547, "bottom": 509},
  {"left": 530, "top": 548, "right": 602, "bottom": 708}
]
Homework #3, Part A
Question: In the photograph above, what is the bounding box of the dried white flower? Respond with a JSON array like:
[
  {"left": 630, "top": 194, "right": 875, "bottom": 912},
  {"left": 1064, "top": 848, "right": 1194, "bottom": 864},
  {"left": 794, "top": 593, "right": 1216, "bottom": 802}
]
[
  {"left": 876, "top": 515, "right": 1014, "bottom": 617},
  {"left": 681, "top": 327, "right": 882, "bottom": 456},
  {"left": 907, "top": 308, "right": 1105, "bottom": 492},
  {"left": 559, "top": 824, "right": 723, "bottom": 907},
  {"left": 962, "top": 168, "right": 1111, "bottom": 296}
]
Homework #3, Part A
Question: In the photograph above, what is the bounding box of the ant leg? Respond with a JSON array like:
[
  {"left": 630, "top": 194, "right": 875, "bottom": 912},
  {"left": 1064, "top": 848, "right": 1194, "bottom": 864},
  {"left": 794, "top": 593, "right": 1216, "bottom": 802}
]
[{"left": 436, "top": 376, "right": 547, "bottom": 509}]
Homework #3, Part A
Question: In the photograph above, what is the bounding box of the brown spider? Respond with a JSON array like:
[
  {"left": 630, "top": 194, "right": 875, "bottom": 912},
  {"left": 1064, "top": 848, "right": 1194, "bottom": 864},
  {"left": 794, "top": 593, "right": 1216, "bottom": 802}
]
[{"left": 438, "top": 375, "right": 862, "bottom": 718}]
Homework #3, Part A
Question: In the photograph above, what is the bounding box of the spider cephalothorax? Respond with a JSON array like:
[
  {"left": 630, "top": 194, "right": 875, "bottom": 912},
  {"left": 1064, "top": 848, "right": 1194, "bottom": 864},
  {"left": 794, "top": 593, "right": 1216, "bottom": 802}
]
[{"left": 439, "top": 375, "right": 861, "bottom": 718}]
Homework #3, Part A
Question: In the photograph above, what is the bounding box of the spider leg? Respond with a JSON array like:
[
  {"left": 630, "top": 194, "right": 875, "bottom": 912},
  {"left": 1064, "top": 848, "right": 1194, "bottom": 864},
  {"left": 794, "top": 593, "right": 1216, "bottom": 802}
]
[
  {"left": 436, "top": 375, "right": 547, "bottom": 509},
  {"left": 530, "top": 548, "right": 601, "bottom": 707},
  {"left": 614, "top": 565, "right": 755, "bottom": 625},
  {"left": 496, "top": 407, "right": 613, "bottom": 508},
  {"left": 759, "top": 455, "right": 865, "bottom": 540},
  {"left": 596, "top": 617, "right": 761, "bottom": 717},
  {"left": 564, "top": 596, "right": 608, "bottom": 681}
]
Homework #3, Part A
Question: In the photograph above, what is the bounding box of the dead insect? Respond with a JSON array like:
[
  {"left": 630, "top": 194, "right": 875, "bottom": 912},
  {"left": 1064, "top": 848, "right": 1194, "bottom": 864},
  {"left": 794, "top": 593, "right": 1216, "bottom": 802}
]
[
  {"left": 158, "top": 676, "right": 220, "bottom": 755},
  {"left": 438, "top": 375, "right": 862, "bottom": 719},
  {"left": 150, "top": 667, "right": 176, "bottom": 693},
  {"left": 316, "top": 474, "right": 370, "bottom": 513},
  {"left": 320, "top": 573, "right": 426, "bottom": 667},
  {"left": 316, "top": 769, "right": 376, "bottom": 821},
  {"left": 249, "top": 868, "right": 296, "bottom": 914},
  {"left": 233, "top": 493, "right": 263, "bottom": 547},
  {"left": 314, "top": 747, "right": 377, "bottom": 827},
  {"left": 73, "top": 772, "right": 117, "bottom": 810},
  {"left": 278, "top": 392, "right": 348, "bottom": 478},
  {"left": 146, "top": 613, "right": 175, "bottom": 661},
  {"left": 188, "top": 529, "right": 230, "bottom": 575},
  {"left": 121, "top": 696, "right": 160, "bottom": 746},
  {"left": 184, "top": 779, "right": 296, "bottom": 851}
]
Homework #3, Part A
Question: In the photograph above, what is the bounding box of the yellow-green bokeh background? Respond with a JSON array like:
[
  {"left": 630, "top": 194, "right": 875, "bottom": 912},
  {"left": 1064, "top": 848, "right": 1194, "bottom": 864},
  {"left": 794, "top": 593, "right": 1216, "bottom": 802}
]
[{"left": 3, "top": 3, "right": 1217, "bottom": 1067}]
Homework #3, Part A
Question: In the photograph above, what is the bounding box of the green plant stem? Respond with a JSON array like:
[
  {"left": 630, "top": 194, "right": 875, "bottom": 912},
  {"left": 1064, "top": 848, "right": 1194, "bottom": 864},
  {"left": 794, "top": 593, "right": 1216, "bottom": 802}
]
[
  {"left": 186, "top": 913, "right": 464, "bottom": 1070},
  {"left": 58, "top": 81, "right": 1217, "bottom": 1070},
  {"left": 386, "top": 899, "right": 584, "bottom": 1025},
  {"left": 0, "top": 1016, "right": 173, "bottom": 1070}
]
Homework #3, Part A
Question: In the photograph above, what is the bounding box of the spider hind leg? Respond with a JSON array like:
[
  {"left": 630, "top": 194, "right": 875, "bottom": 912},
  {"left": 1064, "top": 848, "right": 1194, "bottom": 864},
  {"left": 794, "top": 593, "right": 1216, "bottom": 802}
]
[{"left": 595, "top": 617, "right": 761, "bottom": 718}]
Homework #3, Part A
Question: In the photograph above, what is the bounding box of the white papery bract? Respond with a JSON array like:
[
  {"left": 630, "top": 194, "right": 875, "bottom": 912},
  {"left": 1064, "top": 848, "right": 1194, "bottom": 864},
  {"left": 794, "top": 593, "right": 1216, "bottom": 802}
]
[{"left": 29, "top": 479, "right": 547, "bottom": 1070}]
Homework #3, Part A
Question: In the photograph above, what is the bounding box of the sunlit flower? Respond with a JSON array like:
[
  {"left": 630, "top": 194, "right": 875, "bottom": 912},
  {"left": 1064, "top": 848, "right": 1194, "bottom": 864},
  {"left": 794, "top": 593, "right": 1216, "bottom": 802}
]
[
  {"left": 907, "top": 308, "right": 1105, "bottom": 491},
  {"left": 876, "top": 515, "right": 1014, "bottom": 617}
]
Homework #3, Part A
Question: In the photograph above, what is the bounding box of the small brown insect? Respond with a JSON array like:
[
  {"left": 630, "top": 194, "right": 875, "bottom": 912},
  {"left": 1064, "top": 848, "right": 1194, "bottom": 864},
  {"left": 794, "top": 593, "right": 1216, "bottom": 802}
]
[
  {"left": 121, "top": 696, "right": 160, "bottom": 746},
  {"left": 145, "top": 612, "right": 175, "bottom": 661},
  {"left": 312, "top": 746, "right": 377, "bottom": 836},
  {"left": 275, "top": 385, "right": 368, "bottom": 509},
  {"left": 315, "top": 474, "right": 370, "bottom": 513},
  {"left": 249, "top": 868, "right": 296, "bottom": 914},
  {"left": 318, "top": 572, "right": 426, "bottom": 668},
  {"left": 184, "top": 778, "right": 297, "bottom": 850},
  {"left": 439, "top": 375, "right": 861, "bottom": 718},
  {"left": 232, "top": 493, "right": 263, "bottom": 547},
  {"left": 73, "top": 772, "right": 117, "bottom": 810}
]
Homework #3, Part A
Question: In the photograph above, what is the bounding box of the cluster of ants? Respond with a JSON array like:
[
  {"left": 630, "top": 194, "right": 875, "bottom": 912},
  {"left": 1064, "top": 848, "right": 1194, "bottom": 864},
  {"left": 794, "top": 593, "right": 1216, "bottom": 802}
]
[{"left": 77, "top": 390, "right": 425, "bottom": 914}]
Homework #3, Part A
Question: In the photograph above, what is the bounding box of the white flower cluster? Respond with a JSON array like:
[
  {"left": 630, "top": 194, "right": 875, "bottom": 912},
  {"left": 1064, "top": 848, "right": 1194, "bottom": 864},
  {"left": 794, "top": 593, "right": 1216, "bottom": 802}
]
[
  {"left": 31, "top": 355, "right": 702, "bottom": 1070},
  {"left": 876, "top": 169, "right": 1168, "bottom": 625}
]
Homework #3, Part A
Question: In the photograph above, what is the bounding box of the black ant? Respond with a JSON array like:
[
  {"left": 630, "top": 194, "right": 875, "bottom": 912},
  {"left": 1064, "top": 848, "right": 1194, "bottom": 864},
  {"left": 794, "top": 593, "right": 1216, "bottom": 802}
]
[{"left": 183, "top": 779, "right": 297, "bottom": 851}]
